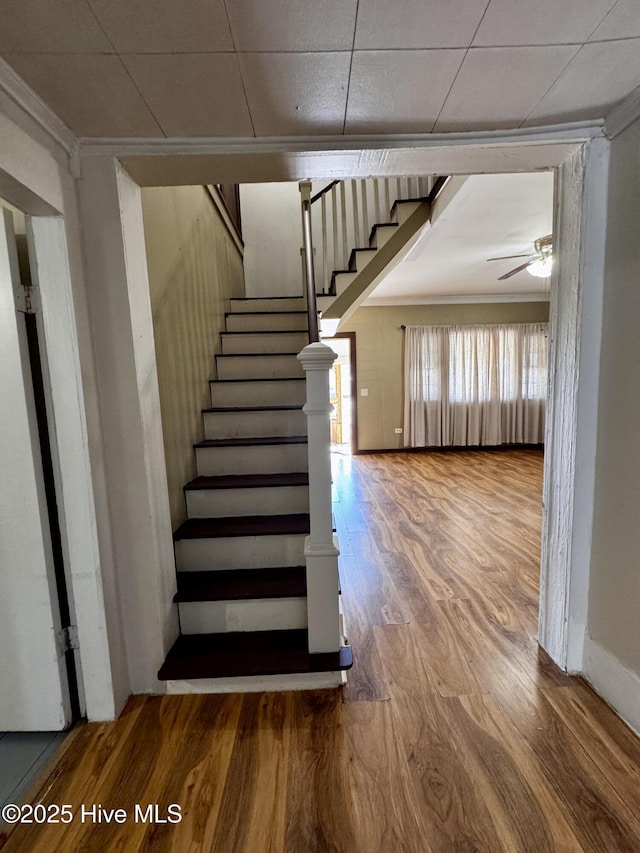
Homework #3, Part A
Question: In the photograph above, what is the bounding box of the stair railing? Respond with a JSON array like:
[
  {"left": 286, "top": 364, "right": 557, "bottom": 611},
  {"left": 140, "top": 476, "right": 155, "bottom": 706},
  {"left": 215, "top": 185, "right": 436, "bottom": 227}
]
[
  {"left": 307, "top": 176, "right": 436, "bottom": 295},
  {"left": 299, "top": 181, "right": 320, "bottom": 343}
]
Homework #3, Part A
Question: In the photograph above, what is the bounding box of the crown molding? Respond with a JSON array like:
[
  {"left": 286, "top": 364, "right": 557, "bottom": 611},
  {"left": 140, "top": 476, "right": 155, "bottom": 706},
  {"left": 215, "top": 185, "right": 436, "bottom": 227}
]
[
  {"left": 0, "top": 57, "right": 77, "bottom": 156},
  {"left": 78, "top": 120, "right": 604, "bottom": 159},
  {"left": 604, "top": 86, "right": 640, "bottom": 140},
  {"left": 363, "top": 293, "right": 551, "bottom": 306}
]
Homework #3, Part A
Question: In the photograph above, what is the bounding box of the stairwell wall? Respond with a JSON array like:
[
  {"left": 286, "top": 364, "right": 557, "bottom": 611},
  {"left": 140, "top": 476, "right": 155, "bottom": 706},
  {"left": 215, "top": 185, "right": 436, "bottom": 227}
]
[
  {"left": 239, "top": 182, "right": 304, "bottom": 298},
  {"left": 340, "top": 302, "right": 550, "bottom": 451},
  {"left": 141, "top": 186, "right": 245, "bottom": 530}
]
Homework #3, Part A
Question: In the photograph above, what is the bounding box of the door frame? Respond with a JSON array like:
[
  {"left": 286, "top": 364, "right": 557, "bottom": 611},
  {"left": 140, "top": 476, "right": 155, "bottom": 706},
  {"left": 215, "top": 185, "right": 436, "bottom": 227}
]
[
  {"left": 326, "top": 331, "right": 358, "bottom": 454},
  {"left": 100, "top": 133, "right": 604, "bottom": 676},
  {"left": 1, "top": 148, "right": 122, "bottom": 721}
]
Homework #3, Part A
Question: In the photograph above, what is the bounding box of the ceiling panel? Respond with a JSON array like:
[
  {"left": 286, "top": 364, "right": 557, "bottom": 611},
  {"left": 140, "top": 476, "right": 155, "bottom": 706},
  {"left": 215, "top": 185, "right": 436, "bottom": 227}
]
[
  {"left": 226, "top": 0, "right": 357, "bottom": 51},
  {"left": 525, "top": 39, "right": 640, "bottom": 124},
  {"left": 239, "top": 52, "right": 351, "bottom": 136},
  {"left": 345, "top": 50, "right": 465, "bottom": 134},
  {"left": 4, "top": 54, "right": 163, "bottom": 137},
  {"left": 87, "top": 0, "right": 234, "bottom": 53},
  {"left": 0, "top": 0, "right": 113, "bottom": 53},
  {"left": 123, "top": 54, "right": 253, "bottom": 137},
  {"left": 434, "top": 46, "right": 579, "bottom": 132},
  {"left": 474, "top": 0, "right": 616, "bottom": 46},
  {"left": 590, "top": 0, "right": 640, "bottom": 41},
  {"left": 354, "top": 0, "right": 489, "bottom": 49}
]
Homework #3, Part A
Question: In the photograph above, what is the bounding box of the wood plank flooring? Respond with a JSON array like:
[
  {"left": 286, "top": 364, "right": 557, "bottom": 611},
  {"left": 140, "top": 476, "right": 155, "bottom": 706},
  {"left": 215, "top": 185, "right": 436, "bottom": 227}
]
[{"left": 3, "top": 449, "right": 640, "bottom": 852}]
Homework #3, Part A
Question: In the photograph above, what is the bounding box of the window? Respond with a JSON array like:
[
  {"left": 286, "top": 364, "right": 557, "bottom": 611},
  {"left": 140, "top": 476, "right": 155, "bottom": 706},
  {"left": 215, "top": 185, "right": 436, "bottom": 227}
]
[{"left": 404, "top": 323, "right": 548, "bottom": 447}]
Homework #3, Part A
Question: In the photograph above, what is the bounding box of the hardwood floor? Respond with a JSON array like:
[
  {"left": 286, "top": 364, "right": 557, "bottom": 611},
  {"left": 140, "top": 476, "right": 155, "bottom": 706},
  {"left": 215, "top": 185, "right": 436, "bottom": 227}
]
[{"left": 3, "top": 449, "right": 640, "bottom": 852}]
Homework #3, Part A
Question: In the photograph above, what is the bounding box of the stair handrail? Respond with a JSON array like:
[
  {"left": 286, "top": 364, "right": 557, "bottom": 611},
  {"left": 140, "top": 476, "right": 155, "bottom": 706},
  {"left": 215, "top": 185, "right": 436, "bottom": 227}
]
[
  {"left": 299, "top": 181, "right": 320, "bottom": 343},
  {"left": 310, "top": 180, "right": 340, "bottom": 206}
]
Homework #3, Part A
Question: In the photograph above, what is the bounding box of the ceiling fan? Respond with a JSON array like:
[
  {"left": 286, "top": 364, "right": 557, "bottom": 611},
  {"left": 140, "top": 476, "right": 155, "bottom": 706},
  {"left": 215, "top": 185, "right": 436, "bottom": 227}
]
[{"left": 487, "top": 234, "right": 553, "bottom": 280}]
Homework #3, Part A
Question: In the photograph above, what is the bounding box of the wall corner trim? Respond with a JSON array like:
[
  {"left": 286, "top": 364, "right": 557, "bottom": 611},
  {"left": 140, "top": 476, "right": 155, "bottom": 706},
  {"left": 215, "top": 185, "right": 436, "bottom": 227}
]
[
  {"left": 604, "top": 86, "right": 640, "bottom": 140},
  {"left": 582, "top": 637, "right": 640, "bottom": 738},
  {"left": 0, "top": 56, "right": 77, "bottom": 156}
]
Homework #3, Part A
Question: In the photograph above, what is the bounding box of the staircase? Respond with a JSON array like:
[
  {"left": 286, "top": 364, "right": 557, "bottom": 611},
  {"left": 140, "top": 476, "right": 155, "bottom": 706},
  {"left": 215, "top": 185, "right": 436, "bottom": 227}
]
[
  {"left": 303, "top": 177, "right": 449, "bottom": 328},
  {"left": 317, "top": 197, "right": 431, "bottom": 323},
  {"left": 158, "top": 296, "right": 352, "bottom": 692}
]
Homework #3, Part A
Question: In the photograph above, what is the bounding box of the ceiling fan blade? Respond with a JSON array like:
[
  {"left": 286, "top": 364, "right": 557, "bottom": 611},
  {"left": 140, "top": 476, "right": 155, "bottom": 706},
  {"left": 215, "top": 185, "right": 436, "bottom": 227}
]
[
  {"left": 498, "top": 259, "right": 536, "bottom": 280},
  {"left": 486, "top": 253, "right": 532, "bottom": 262}
]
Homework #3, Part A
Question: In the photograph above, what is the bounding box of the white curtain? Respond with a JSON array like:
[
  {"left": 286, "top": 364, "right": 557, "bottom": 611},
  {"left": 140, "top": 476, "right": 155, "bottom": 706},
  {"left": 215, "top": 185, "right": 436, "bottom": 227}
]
[{"left": 403, "top": 323, "right": 548, "bottom": 447}]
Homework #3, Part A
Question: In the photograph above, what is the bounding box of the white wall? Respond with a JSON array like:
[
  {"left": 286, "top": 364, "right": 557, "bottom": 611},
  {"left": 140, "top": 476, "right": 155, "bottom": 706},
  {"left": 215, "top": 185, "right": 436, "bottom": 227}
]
[
  {"left": 584, "top": 114, "right": 640, "bottom": 733},
  {"left": 240, "top": 182, "right": 303, "bottom": 297},
  {"left": 0, "top": 100, "right": 129, "bottom": 720},
  {"left": 78, "top": 158, "right": 179, "bottom": 698}
]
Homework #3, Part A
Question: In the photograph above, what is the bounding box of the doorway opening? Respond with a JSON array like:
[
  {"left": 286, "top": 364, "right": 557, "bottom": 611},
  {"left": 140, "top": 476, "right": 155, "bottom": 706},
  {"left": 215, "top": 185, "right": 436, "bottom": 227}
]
[{"left": 324, "top": 332, "right": 357, "bottom": 455}]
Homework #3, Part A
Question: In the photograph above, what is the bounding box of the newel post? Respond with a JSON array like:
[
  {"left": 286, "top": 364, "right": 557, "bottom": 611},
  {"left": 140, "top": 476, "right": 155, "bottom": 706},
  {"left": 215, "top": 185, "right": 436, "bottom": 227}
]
[{"left": 297, "top": 342, "right": 341, "bottom": 653}]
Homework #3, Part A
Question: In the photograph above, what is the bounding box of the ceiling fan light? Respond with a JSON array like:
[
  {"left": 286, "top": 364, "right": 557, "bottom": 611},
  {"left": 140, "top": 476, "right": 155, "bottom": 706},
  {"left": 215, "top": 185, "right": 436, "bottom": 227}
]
[{"left": 528, "top": 256, "right": 553, "bottom": 278}]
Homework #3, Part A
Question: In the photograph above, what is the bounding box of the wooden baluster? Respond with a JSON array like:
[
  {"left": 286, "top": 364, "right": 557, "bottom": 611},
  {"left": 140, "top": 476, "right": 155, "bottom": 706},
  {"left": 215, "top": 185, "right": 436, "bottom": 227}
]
[
  {"left": 361, "top": 181, "right": 369, "bottom": 247},
  {"left": 351, "top": 179, "right": 360, "bottom": 248},
  {"left": 321, "top": 192, "right": 328, "bottom": 294},
  {"left": 331, "top": 185, "right": 338, "bottom": 279},
  {"left": 340, "top": 181, "right": 348, "bottom": 268}
]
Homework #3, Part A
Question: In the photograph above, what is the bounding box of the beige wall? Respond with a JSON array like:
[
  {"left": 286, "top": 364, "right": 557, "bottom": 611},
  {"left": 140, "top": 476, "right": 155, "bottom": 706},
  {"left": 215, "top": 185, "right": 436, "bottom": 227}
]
[
  {"left": 340, "top": 302, "right": 550, "bottom": 450},
  {"left": 142, "top": 186, "right": 245, "bottom": 529},
  {"left": 588, "top": 116, "right": 640, "bottom": 678}
]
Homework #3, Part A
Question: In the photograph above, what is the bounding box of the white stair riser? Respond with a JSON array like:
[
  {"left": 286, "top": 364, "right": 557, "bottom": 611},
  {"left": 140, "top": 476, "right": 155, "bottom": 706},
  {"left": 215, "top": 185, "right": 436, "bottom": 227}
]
[
  {"left": 333, "top": 272, "right": 358, "bottom": 296},
  {"left": 175, "top": 532, "right": 307, "bottom": 571},
  {"left": 203, "top": 408, "right": 306, "bottom": 439},
  {"left": 230, "top": 298, "right": 306, "bottom": 313},
  {"left": 226, "top": 313, "right": 308, "bottom": 332},
  {"left": 317, "top": 295, "right": 336, "bottom": 314},
  {"left": 186, "top": 485, "right": 309, "bottom": 518},
  {"left": 166, "top": 671, "right": 345, "bottom": 694},
  {"left": 217, "top": 354, "right": 303, "bottom": 381},
  {"left": 221, "top": 332, "right": 308, "bottom": 354},
  {"left": 393, "top": 201, "right": 422, "bottom": 225},
  {"left": 196, "top": 443, "right": 308, "bottom": 476},
  {"left": 371, "top": 226, "right": 397, "bottom": 250},
  {"left": 350, "top": 249, "right": 377, "bottom": 272},
  {"left": 210, "top": 379, "right": 307, "bottom": 407},
  {"left": 179, "top": 597, "right": 308, "bottom": 634}
]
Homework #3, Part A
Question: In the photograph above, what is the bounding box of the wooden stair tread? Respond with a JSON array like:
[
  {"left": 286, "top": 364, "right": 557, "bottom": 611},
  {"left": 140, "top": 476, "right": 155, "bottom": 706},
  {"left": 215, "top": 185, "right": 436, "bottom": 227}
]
[
  {"left": 194, "top": 435, "right": 307, "bottom": 448},
  {"left": 202, "top": 405, "right": 302, "bottom": 413},
  {"left": 174, "top": 513, "right": 310, "bottom": 540},
  {"left": 185, "top": 472, "right": 309, "bottom": 491},
  {"left": 217, "top": 352, "right": 302, "bottom": 358},
  {"left": 230, "top": 296, "right": 306, "bottom": 301},
  {"left": 157, "top": 629, "right": 353, "bottom": 680},
  {"left": 174, "top": 567, "right": 307, "bottom": 602},
  {"left": 221, "top": 329, "right": 309, "bottom": 335},
  {"left": 225, "top": 311, "right": 308, "bottom": 317},
  {"left": 210, "top": 377, "right": 305, "bottom": 384}
]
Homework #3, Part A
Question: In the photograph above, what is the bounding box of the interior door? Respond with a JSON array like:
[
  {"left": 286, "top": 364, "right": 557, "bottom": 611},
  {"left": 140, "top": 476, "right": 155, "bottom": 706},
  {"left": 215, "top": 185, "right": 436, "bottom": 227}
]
[{"left": 0, "top": 208, "right": 72, "bottom": 730}]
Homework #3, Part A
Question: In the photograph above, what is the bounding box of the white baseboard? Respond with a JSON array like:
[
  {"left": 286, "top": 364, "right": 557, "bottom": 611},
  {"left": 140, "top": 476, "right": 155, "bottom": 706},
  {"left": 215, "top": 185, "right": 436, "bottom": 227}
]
[
  {"left": 582, "top": 637, "right": 640, "bottom": 737},
  {"left": 165, "top": 670, "right": 347, "bottom": 695}
]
